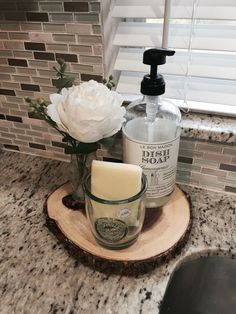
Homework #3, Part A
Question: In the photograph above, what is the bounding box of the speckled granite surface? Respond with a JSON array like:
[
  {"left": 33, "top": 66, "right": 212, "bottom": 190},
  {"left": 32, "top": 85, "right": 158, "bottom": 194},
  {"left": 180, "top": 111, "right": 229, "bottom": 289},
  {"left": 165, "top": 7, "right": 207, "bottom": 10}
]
[
  {"left": 181, "top": 112, "right": 236, "bottom": 143},
  {"left": 1, "top": 151, "right": 236, "bottom": 314}
]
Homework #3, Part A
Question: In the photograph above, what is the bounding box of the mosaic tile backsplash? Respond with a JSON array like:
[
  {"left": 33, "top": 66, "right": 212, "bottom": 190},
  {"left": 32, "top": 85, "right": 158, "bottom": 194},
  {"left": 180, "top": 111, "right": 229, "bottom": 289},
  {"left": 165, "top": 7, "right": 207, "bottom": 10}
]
[
  {"left": 97, "top": 136, "right": 236, "bottom": 195},
  {"left": 0, "top": 0, "right": 235, "bottom": 195},
  {"left": 0, "top": 0, "right": 103, "bottom": 161}
]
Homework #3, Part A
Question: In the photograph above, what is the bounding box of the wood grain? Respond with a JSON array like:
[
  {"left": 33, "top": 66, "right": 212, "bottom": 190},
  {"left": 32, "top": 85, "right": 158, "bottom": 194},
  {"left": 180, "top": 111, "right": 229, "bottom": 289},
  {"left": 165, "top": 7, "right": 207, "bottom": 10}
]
[{"left": 44, "top": 183, "right": 192, "bottom": 273}]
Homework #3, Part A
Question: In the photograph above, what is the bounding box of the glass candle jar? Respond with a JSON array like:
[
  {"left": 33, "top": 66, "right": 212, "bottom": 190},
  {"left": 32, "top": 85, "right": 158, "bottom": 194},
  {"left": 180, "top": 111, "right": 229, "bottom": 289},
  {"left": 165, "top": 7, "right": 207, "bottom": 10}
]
[{"left": 83, "top": 174, "right": 147, "bottom": 250}]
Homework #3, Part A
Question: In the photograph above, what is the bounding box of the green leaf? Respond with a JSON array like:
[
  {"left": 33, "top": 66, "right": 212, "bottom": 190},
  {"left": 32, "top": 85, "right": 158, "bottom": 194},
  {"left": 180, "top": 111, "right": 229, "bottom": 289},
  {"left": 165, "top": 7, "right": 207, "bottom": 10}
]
[
  {"left": 61, "top": 63, "right": 66, "bottom": 73},
  {"left": 25, "top": 97, "right": 32, "bottom": 103},
  {"left": 57, "top": 58, "right": 65, "bottom": 66},
  {"left": 64, "top": 142, "right": 99, "bottom": 155},
  {"left": 28, "top": 111, "right": 44, "bottom": 120},
  {"left": 52, "top": 77, "right": 75, "bottom": 90},
  {"left": 64, "top": 146, "right": 78, "bottom": 154},
  {"left": 62, "top": 136, "right": 69, "bottom": 142},
  {"left": 53, "top": 66, "right": 62, "bottom": 77},
  {"left": 99, "top": 136, "right": 114, "bottom": 146},
  {"left": 77, "top": 142, "right": 99, "bottom": 154}
]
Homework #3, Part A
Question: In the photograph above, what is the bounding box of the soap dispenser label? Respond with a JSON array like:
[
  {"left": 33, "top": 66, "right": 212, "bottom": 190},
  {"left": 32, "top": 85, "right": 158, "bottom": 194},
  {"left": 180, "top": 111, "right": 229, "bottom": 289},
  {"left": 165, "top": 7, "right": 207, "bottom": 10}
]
[{"left": 123, "top": 136, "right": 180, "bottom": 199}]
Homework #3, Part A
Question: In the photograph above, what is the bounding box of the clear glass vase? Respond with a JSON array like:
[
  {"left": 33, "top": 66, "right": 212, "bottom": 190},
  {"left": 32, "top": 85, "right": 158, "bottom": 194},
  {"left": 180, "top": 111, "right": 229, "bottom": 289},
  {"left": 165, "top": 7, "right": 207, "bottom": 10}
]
[{"left": 62, "top": 152, "right": 97, "bottom": 210}]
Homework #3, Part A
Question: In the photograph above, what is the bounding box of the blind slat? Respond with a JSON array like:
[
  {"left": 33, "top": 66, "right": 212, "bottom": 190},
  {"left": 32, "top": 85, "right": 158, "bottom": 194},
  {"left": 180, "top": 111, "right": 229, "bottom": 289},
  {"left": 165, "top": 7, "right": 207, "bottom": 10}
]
[
  {"left": 117, "top": 72, "right": 236, "bottom": 107},
  {"left": 112, "top": 0, "right": 236, "bottom": 19},
  {"left": 114, "top": 22, "right": 236, "bottom": 51},
  {"left": 110, "top": 1, "right": 236, "bottom": 115},
  {"left": 114, "top": 48, "right": 236, "bottom": 80}
]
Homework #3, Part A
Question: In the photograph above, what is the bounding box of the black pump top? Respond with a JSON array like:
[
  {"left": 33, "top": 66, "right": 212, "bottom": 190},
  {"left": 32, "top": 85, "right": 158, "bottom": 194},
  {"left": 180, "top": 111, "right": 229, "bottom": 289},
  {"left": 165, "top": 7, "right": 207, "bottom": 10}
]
[{"left": 141, "top": 48, "right": 175, "bottom": 96}]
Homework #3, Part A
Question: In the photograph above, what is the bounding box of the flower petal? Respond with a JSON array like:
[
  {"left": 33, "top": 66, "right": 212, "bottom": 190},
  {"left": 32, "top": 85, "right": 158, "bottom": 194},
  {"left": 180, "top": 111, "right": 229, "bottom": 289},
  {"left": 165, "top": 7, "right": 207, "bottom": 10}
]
[
  {"left": 48, "top": 81, "right": 125, "bottom": 143},
  {"left": 47, "top": 104, "right": 67, "bottom": 132}
]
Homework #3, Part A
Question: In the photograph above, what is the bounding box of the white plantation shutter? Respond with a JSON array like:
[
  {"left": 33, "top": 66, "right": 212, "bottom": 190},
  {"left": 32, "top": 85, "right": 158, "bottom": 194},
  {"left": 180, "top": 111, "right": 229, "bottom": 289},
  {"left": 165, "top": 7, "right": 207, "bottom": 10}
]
[{"left": 111, "top": 0, "right": 236, "bottom": 116}]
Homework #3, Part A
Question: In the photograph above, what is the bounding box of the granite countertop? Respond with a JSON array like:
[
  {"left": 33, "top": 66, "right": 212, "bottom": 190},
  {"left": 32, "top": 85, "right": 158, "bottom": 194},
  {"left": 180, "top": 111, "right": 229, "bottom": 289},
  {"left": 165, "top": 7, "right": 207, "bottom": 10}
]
[
  {"left": 181, "top": 112, "right": 236, "bottom": 144},
  {"left": 1, "top": 151, "right": 236, "bottom": 314}
]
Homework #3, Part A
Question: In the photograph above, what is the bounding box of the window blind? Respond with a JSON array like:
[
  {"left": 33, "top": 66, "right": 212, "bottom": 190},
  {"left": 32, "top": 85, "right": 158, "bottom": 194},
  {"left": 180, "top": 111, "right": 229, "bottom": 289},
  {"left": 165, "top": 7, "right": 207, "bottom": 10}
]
[{"left": 111, "top": 0, "right": 236, "bottom": 116}]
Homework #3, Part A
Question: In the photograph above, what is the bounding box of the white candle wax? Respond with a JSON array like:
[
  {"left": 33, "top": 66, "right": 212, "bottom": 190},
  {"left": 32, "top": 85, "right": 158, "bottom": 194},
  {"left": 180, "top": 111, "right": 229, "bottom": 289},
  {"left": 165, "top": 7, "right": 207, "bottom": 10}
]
[{"left": 91, "top": 160, "right": 142, "bottom": 201}]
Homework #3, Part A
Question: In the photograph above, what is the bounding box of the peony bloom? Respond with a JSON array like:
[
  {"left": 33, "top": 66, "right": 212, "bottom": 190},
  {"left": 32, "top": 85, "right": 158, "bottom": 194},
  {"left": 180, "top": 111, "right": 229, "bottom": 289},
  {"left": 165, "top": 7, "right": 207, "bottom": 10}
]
[{"left": 47, "top": 80, "right": 125, "bottom": 143}]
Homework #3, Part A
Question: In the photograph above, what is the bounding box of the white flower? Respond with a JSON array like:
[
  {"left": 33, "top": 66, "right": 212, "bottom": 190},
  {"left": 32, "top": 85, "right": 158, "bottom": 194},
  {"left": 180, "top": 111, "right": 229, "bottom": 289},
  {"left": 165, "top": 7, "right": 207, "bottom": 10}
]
[{"left": 47, "top": 80, "right": 125, "bottom": 143}]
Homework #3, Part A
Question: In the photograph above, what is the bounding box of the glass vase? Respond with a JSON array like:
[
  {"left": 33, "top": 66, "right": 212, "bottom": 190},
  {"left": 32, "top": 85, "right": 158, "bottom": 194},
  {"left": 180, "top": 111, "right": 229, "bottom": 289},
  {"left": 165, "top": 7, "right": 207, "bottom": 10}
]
[
  {"left": 62, "top": 152, "right": 97, "bottom": 210},
  {"left": 83, "top": 173, "right": 147, "bottom": 249}
]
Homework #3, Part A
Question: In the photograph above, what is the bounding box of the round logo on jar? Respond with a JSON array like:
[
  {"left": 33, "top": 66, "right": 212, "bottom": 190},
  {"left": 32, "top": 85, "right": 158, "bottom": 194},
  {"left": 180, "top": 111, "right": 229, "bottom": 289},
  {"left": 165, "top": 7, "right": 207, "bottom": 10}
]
[{"left": 95, "top": 218, "right": 128, "bottom": 242}]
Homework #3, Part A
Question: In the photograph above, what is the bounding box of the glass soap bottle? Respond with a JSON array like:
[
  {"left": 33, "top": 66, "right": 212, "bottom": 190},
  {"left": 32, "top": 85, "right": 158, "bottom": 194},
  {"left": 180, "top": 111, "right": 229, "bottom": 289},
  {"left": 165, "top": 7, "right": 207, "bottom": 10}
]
[{"left": 123, "top": 48, "right": 181, "bottom": 209}]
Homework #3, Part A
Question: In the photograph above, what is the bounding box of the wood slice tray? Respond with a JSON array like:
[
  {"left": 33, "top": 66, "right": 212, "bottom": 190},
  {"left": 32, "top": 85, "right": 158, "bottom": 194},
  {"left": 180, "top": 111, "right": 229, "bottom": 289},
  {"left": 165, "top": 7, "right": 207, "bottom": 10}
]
[{"left": 44, "top": 183, "right": 192, "bottom": 274}]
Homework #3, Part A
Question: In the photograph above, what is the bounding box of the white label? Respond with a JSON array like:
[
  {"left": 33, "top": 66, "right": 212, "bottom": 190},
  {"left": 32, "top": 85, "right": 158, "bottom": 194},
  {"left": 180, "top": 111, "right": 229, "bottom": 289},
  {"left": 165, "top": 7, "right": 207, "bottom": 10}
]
[
  {"left": 123, "top": 136, "right": 180, "bottom": 199},
  {"left": 118, "top": 208, "right": 131, "bottom": 219}
]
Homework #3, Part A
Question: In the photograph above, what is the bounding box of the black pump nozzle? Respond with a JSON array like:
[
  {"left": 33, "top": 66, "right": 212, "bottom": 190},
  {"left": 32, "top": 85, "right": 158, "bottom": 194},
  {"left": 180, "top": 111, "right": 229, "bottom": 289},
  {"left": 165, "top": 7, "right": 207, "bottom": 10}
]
[{"left": 141, "top": 48, "right": 175, "bottom": 96}]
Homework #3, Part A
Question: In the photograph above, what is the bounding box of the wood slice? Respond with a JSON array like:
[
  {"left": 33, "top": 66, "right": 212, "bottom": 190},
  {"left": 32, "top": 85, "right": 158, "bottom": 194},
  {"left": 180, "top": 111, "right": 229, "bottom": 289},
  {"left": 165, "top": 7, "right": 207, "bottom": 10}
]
[{"left": 44, "top": 183, "right": 192, "bottom": 274}]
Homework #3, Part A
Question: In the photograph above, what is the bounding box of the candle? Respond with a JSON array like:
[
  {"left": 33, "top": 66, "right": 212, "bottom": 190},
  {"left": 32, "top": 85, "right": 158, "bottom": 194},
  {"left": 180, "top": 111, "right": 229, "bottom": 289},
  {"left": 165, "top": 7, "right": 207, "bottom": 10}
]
[
  {"left": 84, "top": 160, "right": 147, "bottom": 249},
  {"left": 91, "top": 160, "right": 142, "bottom": 200}
]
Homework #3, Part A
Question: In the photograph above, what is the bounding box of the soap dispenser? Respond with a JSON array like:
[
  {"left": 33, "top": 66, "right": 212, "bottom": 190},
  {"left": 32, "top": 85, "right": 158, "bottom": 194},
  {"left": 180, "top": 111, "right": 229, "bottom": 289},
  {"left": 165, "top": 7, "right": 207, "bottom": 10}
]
[{"left": 123, "top": 48, "right": 181, "bottom": 209}]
